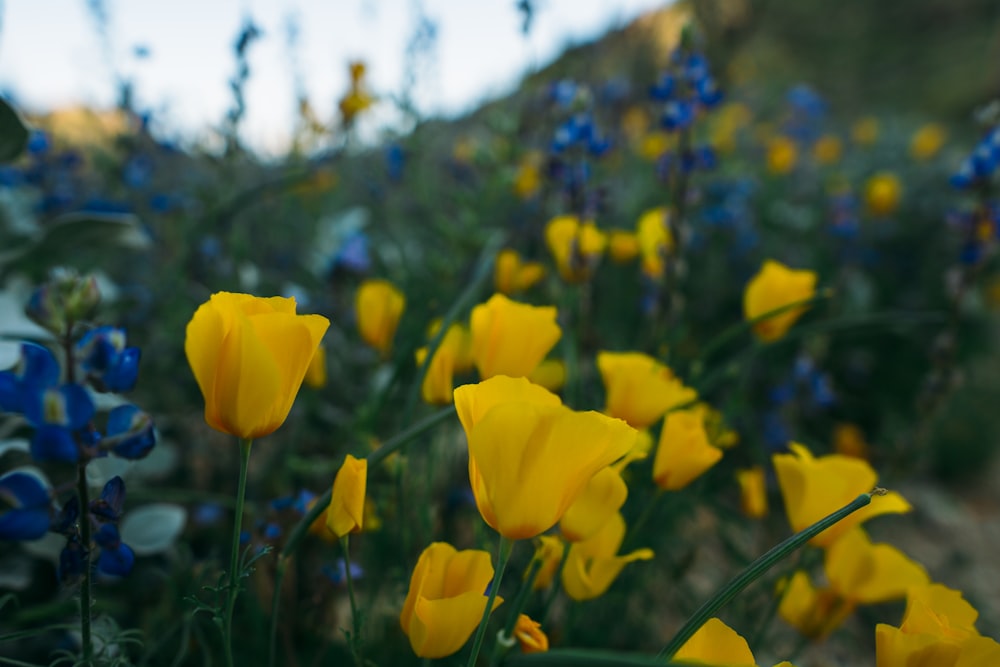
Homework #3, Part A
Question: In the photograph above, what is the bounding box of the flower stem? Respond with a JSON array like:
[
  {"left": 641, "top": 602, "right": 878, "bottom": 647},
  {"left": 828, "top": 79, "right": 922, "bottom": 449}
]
[
  {"left": 489, "top": 557, "right": 543, "bottom": 666},
  {"left": 222, "top": 437, "right": 253, "bottom": 667},
  {"left": 76, "top": 460, "right": 93, "bottom": 666},
  {"left": 539, "top": 542, "right": 570, "bottom": 626},
  {"left": 656, "top": 491, "right": 877, "bottom": 660},
  {"left": 268, "top": 555, "right": 287, "bottom": 667},
  {"left": 467, "top": 537, "right": 514, "bottom": 667},
  {"left": 340, "top": 535, "right": 364, "bottom": 666}
]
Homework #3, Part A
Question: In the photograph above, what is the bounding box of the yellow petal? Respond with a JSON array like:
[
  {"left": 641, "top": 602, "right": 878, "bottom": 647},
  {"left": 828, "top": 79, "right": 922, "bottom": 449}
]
[
  {"left": 674, "top": 617, "right": 756, "bottom": 667},
  {"left": 653, "top": 410, "right": 723, "bottom": 491},
  {"left": 876, "top": 623, "right": 962, "bottom": 667},
  {"left": 356, "top": 279, "right": 405, "bottom": 357},
  {"left": 900, "top": 584, "right": 980, "bottom": 640},
  {"left": 825, "top": 528, "right": 929, "bottom": 604},
  {"left": 469, "top": 294, "right": 561, "bottom": 379},
  {"left": 409, "top": 592, "right": 501, "bottom": 659},
  {"left": 514, "top": 614, "right": 549, "bottom": 653},
  {"left": 453, "top": 375, "right": 561, "bottom": 437},
  {"left": 326, "top": 455, "right": 367, "bottom": 537},
  {"left": 736, "top": 466, "right": 768, "bottom": 519},
  {"left": 467, "top": 403, "right": 635, "bottom": 539},
  {"left": 743, "top": 260, "right": 817, "bottom": 343},
  {"left": 561, "top": 513, "right": 653, "bottom": 601},
  {"left": 597, "top": 351, "right": 697, "bottom": 429},
  {"left": 560, "top": 466, "right": 628, "bottom": 542},
  {"left": 304, "top": 344, "right": 327, "bottom": 389}
]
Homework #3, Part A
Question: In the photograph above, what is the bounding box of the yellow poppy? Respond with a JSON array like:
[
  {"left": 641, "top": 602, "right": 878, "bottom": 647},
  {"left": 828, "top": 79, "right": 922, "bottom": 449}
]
[
  {"left": 561, "top": 513, "right": 653, "bottom": 601},
  {"left": 674, "top": 617, "right": 756, "bottom": 666},
  {"left": 560, "top": 466, "right": 628, "bottom": 542},
  {"left": 530, "top": 535, "right": 566, "bottom": 591},
  {"left": 469, "top": 294, "right": 561, "bottom": 380},
  {"left": 514, "top": 614, "right": 549, "bottom": 653},
  {"left": 767, "top": 136, "right": 798, "bottom": 174},
  {"left": 495, "top": 249, "right": 546, "bottom": 295},
  {"left": 545, "top": 215, "right": 607, "bottom": 283},
  {"left": 865, "top": 171, "right": 902, "bottom": 217},
  {"left": 652, "top": 409, "right": 723, "bottom": 491},
  {"left": 415, "top": 322, "right": 472, "bottom": 405},
  {"left": 772, "top": 442, "right": 910, "bottom": 547},
  {"left": 736, "top": 466, "right": 768, "bottom": 519},
  {"left": 185, "top": 292, "right": 329, "bottom": 439},
  {"left": 399, "top": 542, "right": 503, "bottom": 658},
  {"left": 355, "top": 279, "right": 405, "bottom": 357},
  {"left": 743, "top": 260, "right": 818, "bottom": 342},
  {"left": 636, "top": 207, "right": 674, "bottom": 279},
  {"left": 454, "top": 376, "right": 636, "bottom": 540},
  {"left": 812, "top": 135, "right": 843, "bottom": 165},
  {"left": 326, "top": 454, "right": 367, "bottom": 538},
  {"left": 608, "top": 230, "right": 640, "bottom": 264},
  {"left": 303, "top": 344, "right": 327, "bottom": 389},
  {"left": 910, "top": 123, "right": 946, "bottom": 161},
  {"left": 528, "top": 359, "right": 566, "bottom": 393},
  {"left": 597, "top": 351, "right": 696, "bottom": 429}
]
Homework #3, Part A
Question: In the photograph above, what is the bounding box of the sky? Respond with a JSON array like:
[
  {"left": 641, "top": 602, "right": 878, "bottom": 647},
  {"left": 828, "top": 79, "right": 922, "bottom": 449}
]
[{"left": 0, "top": 0, "right": 670, "bottom": 154}]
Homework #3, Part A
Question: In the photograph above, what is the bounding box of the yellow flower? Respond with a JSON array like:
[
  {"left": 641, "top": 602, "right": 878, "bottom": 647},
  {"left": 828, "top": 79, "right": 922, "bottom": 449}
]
[
  {"left": 675, "top": 617, "right": 799, "bottom": 667},
  {"left": 767, "top": 136, "right": 798, "bottom": 174},
  {"left": 812, "top": 135, "right": 843, "bottom": 165},
  {"left": 326, "top": 454, "right": 367, "bottom": 538},
  {"left": 779, "top": 528, "right": 929, "bottom": 638},
  {"left": 597, "top": 351, "right": 697, "bottom": 429},
  {"left": 772, "top": 442, "right": 910, "bottom": 547},
  {"left": 530, "top": 535, "right": 566, "bottom": 591},
  {"left": 454, "top": 376, "right": 636, "bottom": 540},
  {"left": 561, "top": 512, "right": 653, "bottom": 601},
  {"left": 545, "top": 215, "right": 607, "bottom": 283},
  {"left": 495, "top": 249, "right": 546, "bottom": 295},
  {"left": 852, "top": 116, "right": 879, "bottom": 146},
  {"left": 415, "top": 322, "right": 472, "bottom": 405},
  {"left": 399, "top": 542, "right": 503, "bottom": 659},
  {"left": 865, "top": 171, "right": 902, "bottom": 217},
  {"left": 743, "top": 260, "right": 818, "bottom": 342},
  {"left": 304, "top": 344, "right": 327, "bottom": 389},
  {"left": 339, "top": 62, "right": 374, "bottom": 125},
  {"left": 513, "top": 152, "right": 543, "bottom": 199},
  {"left": 355, "top": 279, "right": 404, "bottom": 358},
  {"left": 653, "top": 409, "right": 723, "bottom": 491},
  {"left": 910, "top": 123, "right": 947, "bottom": 161},
  {"left": 636, "top": 207, "right": 674, "bottom": 279},
  {"left": 736, "top": 466, "right": 768, "bottom": 519},
  {"left": 528, "top": 359, "right": 566, "bottom": 392},
  {"left": 833, "top": 422, "right": 869, "bottom": 459},
  {"left": 608, "top": 230, "right": 640, "bottom": 264},
  {"left": 875, "top": 584, "right": 1000, "bottom": 667},
  {"left": 639, "top": 130, "right": 674, "bottom": 160},
  {"left": 560, "top": 466, "right": 628, "bottom": 542},
  {"left": 185, "top": 292, "right": 329, "bottom": 439},
  {"left": 469, "top": 294, "right": 561, "bottom": 380},
  {"left": 692, "top": 402, "right": 739, "bottom": 449},
  {"left": 513, "top": 614, "right": 549, "bottom": 654}
]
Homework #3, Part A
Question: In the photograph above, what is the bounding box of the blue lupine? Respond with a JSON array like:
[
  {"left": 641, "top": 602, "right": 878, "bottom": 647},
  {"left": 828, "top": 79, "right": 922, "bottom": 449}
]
[
  {"left": 90, "top": 476, "right": 126, "bottom": 522},
  {"left": 0, "top": 471, "right": 51, "bottom": 540},
  {"left": 94, "top": 523, "right": 135, "bottom": 576},
  {"left": 105, "top": 405, "right": 155, "bottom": 459},
  {"left": 78, "top": 327, "right": 141, "bottom": 393},
  {"left": 0, "top": 342, "right": 61, "bottom": 413},
  {"left": 322, "top": 558, "right": 364, "bottom": 586}
]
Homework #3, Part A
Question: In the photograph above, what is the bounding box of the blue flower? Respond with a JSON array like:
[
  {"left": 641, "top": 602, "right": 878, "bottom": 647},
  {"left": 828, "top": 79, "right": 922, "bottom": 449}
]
[
  {"left": 105, "top": 405, "right": 155, "bottom": 459},
  {"left": 78, "top": 327, "right": 142, "bottom": 393},
  {"left": 0, "top": 471, "right": 51, "bottom": 540},
  {"left": 322, "top": 558, "right": 363, "bottom": 586},
  {"left": 89, "top": 476, "right": 127, "bottom": 522},
  {"left": 0, "top": 342, "right": 61, "bottom": 413},
  {"left": 94, "top": 523, "right": 135, "bottom": 577}
]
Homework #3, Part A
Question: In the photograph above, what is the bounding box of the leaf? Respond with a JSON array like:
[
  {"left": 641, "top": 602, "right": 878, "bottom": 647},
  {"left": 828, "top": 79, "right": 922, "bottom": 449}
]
[{"left": 0, "top": 99, "right": 29, "bottom": 163}]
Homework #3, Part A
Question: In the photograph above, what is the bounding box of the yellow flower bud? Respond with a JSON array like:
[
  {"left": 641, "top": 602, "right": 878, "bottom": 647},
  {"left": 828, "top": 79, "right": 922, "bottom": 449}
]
[{"left": 325, "top": 454, "right": 367, "bottom": 538}]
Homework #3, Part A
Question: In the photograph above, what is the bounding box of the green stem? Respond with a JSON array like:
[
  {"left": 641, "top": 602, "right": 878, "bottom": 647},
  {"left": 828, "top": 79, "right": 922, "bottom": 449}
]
[
  {"left": 623, "top": 490, "right": 665, "bottom": 551},
  {"left": 489, "top": 558, "right": 543, "bottom": 666},
  {"left": 340, "top": 536, "right": 364, "bottom": 666},
  {"left": 539, "top": 542, "right": 570, "bottom": 626},
  {"left": 402, "top": 231, "right": 505, "bottom": 424},
  {"left": 467, "top": 537, "right": 514, "bottom": 667},
  {"left": 222, "top": 438, "right": 253, "bottom": 667},
  {"left": 279, "top": 405, "right": 455, "bottom": 561},
  {"left": 656, "top": 491, "right": 878, "bottom": 661},
  {"left": 268, "top": 556, "right": 288, "bottom": 667},
  {"left": 76, "top": 461, "right": 93, "bottom": 667},
  {"left": 690, "top": 290, "right": 834, "bottom": 378}
]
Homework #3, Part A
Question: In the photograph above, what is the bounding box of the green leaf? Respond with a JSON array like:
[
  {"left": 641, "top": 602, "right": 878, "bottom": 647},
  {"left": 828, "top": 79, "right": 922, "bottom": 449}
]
[{"left": 0, "top": 98, "right": 29, "bottom": 163}]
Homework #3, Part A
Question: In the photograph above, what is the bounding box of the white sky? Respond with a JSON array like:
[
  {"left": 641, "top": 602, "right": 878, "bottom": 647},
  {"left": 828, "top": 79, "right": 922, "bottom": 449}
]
[{"left": 0, "top": 0, "right": 670, "bottom": 154}]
